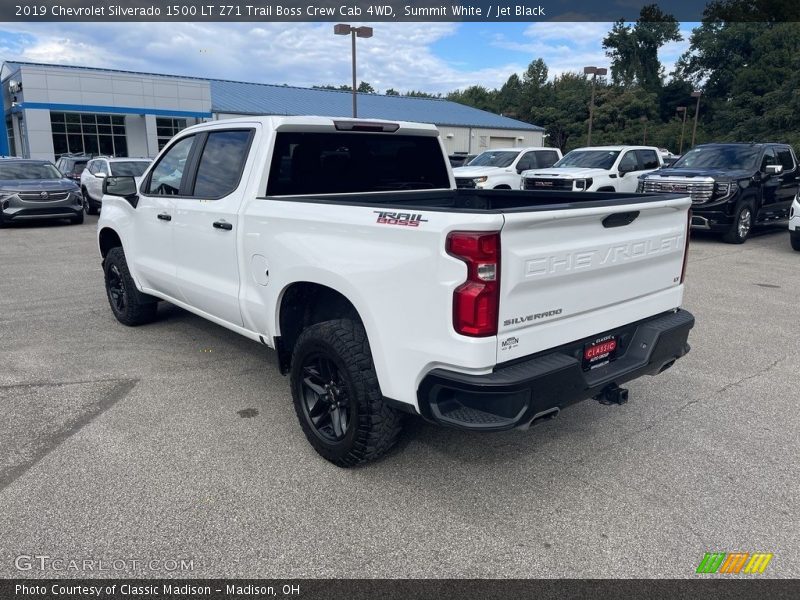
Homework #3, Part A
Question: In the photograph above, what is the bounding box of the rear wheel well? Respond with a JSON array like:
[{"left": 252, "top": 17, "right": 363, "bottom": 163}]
[
  {"left": 277, "top": 282, "right": 362, "bottom": 373},
  {"left": 99, "top": 228, "right": 122, "bottom": 258},
  {"left": 494, "top": 184, "right": 512, "bottom": 189},
  {"left": 596, "top": 186, "right": 616, "bottom": 192}
]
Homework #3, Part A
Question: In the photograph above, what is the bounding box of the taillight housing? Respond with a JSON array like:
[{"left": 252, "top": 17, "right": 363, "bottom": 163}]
[
  {"left": 447, "top": 231, "right": 501, "bottom": 337},
  {"left": 680, "top": 209, "right": 691, "bottom": 284}
]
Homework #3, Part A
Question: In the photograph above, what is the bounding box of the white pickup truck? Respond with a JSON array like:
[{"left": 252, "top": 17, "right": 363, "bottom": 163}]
[
  {"left": 521, "top": 145, "right": 663, "bottom": 193},
  {"left": 97, "top": 116, "right": 694, "bottom": 467},
  {"left": 452, "top": 146, "right": 562, "bottom": 190}
]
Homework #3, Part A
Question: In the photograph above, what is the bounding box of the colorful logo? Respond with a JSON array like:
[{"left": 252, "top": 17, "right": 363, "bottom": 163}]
[{"left": 696, "top": 552, "right": 773, "bottom": 574}]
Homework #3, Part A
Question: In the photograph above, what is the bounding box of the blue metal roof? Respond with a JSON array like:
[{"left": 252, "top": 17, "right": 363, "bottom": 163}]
[
  {"left": 2, "top": 61, "right": 542, "bottom": 132},
  {"left": 209, "top": 80, "right": 542, "bottom": 131}
]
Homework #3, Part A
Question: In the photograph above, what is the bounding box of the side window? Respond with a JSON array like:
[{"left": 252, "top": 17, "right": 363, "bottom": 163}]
[
  {"left": 191, "top": 130, "right": 253, "bottom": 198},
  {"left": 760, "top": 148, "right": 777, "bottom": 171},
  {"left": 146, "top": 135, "right": 195, "bottom": 196},
  {"left": 637, "top": 150, "right": 660, "bottom": 170},
  {"left": 516, "top": 152, "right": 536, "bottom": 172},
  {"left": 537, "top": 151, "right": 560, "bottom": 168},
  {"left": 618, "top": 151, "right": 639, "bottom": 172},
  {"left": 777, "top": 147, "right": 795, "bottom": 172}
]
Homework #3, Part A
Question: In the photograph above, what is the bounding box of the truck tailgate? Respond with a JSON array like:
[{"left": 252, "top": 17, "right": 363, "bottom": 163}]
[{"left": 497, "top": 197, "right": 691, "bottom": 362}]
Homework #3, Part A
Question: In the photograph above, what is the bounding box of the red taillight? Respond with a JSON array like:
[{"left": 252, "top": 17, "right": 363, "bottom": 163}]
[
  {"left": 680, "top": 209, "right": 691, "bottom": 284},
  {"left": 447, "top": 231, "right": 501, "bottom": 337}
]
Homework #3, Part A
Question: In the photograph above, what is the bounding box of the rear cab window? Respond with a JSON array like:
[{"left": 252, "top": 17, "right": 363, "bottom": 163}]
[{"left": 266, "top": 132, "right": 450, "bottom": 196}]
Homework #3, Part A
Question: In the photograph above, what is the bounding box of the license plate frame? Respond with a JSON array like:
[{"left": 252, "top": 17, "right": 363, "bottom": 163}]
[{"left": 582, "top": 335, "right": 619, "bottom": 370}]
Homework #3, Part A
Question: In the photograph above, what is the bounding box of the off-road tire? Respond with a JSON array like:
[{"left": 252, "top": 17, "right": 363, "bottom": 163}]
[
  {"left": 290, "top": 319, "right": 403, "bottom": 467},
  {"left": 104, "top": 247, "right": 158, "bottom": 326}
]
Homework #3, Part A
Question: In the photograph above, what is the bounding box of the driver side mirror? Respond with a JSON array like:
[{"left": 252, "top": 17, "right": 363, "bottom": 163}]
[
  {"left": 103, "top": 175, "right": 139, "bottom": 208},
  {"left": 765, "top": 164, "right": 783, "bottom": 175}
]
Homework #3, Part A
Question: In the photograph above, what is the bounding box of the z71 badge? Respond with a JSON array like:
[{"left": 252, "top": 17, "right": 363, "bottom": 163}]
[{"left": 374, "top": 211, "right": 428, "bottom": 227}]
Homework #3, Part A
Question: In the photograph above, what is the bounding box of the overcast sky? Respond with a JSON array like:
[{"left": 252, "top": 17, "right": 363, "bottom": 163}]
[{"left": 0, "top": 22, "right": 693, "bottom": 93}]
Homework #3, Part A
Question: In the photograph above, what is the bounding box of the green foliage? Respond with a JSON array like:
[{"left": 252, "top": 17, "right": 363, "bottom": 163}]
[{"left": 315, "top": 3, "right": 800, "bottom": 154}]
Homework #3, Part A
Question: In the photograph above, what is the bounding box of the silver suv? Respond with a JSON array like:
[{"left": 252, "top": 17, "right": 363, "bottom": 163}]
[{"left": 80, "top": 157, "right": 151, "bottom": 214}]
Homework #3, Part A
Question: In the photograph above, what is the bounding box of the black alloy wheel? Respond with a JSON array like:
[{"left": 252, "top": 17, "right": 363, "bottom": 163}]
[{"left": 299, "top": 354, "right": 351, "bottom": 442}]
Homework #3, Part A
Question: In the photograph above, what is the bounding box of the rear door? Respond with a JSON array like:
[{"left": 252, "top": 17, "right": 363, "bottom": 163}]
[
  {"left": 172, "top": 127, "right": 255, "bottom": 327},
  {"left": 497, "top": 197, "right": 690, "bottom": 362}
]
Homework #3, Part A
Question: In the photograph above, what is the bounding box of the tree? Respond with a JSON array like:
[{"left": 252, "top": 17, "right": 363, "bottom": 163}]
[
  {"left": 357, "top": 81, "right": 375, "bottom": 93},
  {"left": 446, "top": 86, "right": 497, "bottom": 112},
  {"left": 603, "top": 5, "right": 682, "bottom": 92},
  {"left": 385, "top": 88, "right": 400, "bottom": 96}
]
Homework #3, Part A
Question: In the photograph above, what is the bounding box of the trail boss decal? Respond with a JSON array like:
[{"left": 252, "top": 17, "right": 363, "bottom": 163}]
[
  {"left": 503, "top": 309, "right": 563, "bottom": 327},
  {"left": 374, "top": 211, "right": 428, "bottom": 227}
]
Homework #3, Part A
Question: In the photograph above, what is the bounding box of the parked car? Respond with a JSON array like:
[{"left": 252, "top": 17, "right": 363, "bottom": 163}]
[
  {"left": 452, "top": 147, "right": 562, "bottom": 189},
  {"left": 448, "top": 153, "right": 476, "bottom": 168},
  {"left": 790, "top": 192, "right": 800, "bottom": 251},
  {"left": 0, "top": 158, "right": 84, "bottom": 226},
  {"left": 81, "top": 157, "right": 152, "bottom": 214},
  {"left": 55, "top": 154, "right": 90, "bottom": 185},
  {"left": 97, "top": 116, "right": 694, "bottom": 466},
  {"left": 638, "top": 142, "right": 799, "bottom": 243},
  {"left": 522, "top": 146, "right": 663, "bottom": 193}
]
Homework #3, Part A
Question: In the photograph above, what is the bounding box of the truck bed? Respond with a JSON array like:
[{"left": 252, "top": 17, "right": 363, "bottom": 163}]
[{"left": 264, "top": 189, "right": 686, "bottom": 213}]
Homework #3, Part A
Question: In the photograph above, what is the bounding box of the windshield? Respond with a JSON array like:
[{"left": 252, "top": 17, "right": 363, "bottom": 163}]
[
  {"left": 111, "top": 161, "right": 150, "bottom": 177},
  {"left": 468, "top": 150, "right": 519, "bottom": 168},
  {"left": 672, "top": 146, "right": 760, "bottom": 170},
  {"left": 554, "top": 150, "right": 620, "bottom": 170},
  {"left": 0, "top": 162, "right": 63, "bottom": 180}
]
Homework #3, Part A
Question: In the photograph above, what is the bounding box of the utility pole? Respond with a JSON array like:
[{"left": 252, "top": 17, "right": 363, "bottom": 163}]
[
  {"left": 583, "top": 66, "right": 607, "bottom": 146},
  {"left": 334, "top": 24, "right": 374, "bottom": 118}
]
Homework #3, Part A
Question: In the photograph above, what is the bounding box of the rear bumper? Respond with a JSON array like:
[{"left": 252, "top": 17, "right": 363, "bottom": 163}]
[{"left": 417, "top": 309, "right": 694, "bottom": 431}]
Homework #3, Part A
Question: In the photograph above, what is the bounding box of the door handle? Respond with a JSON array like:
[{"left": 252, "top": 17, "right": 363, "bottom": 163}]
[
  {"left": 213, "top": 220, "right": 233, "bottom": 231},
  {"left": 157, "top": 213, "right": 171, "bottom": 221}
]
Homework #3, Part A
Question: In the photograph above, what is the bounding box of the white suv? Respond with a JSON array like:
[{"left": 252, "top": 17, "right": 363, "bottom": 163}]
[
  {"left": 81, "top": 157, "right": 151, "bottom": 214},
  {"left": 790, "top": 193, "right": 800, "bottom": 251},
  {"left": 452, "top": 147, "right": 562, "bottom": 190},
  {"left": 521, "top": 146, "right": 663, "bottom": 193}
]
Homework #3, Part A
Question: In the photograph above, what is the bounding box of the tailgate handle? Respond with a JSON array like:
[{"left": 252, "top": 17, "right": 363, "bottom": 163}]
[{"left": 603, "top": 211, "right": 640, "bottom": 228}]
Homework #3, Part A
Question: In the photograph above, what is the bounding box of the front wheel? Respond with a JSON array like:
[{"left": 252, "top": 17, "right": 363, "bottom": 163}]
[
  {"left": 103, "top": 247, "right": 158, "bottom": 326},
  {"left": 722, "top": 202, "right": 754, "bottom": 244},
  {"left": 82, "top": 188, "right": 98, "bottom": 215},
  {"left": 791, "top": 230, "right": 800, "bottom": 251},
  {"left": 290, "top": 319, "right": 403, "bottom": 467}
]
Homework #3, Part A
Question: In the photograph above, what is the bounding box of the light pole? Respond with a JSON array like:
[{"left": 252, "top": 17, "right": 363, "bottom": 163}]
[
  {"left": 690, "top": 90, "right": 702, "bottom": 148},
  {"left": 676, "top": 106, "right": 687, "bottom": 154},
  {"left": 640, "top": 115, "right": 648, "bottom": 144},
  {"left": 583, "top": 66, "right": 607, "bottom": 146},
  {"left": 334, "top": 23, "right": 373, "bottom": 118}
]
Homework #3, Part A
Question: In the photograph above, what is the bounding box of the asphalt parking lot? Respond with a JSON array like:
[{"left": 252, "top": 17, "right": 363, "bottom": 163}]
[{"left": 0, "top": 216, "right": 798, "bottom": 579}]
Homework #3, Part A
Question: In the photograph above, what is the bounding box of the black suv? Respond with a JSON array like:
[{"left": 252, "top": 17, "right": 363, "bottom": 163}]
[
  {"left": 55, "top": 154, "right": 90, "bottom": 185},
  {"left": 638, "top": 143, "right": 799, "bottom": 243}
]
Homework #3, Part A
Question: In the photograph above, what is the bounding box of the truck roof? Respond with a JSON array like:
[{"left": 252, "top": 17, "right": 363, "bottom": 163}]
[
  {"left": 184, "top": 115, "right": 440, "bottom": 136},
  {"left": 570, "top": 145, "right": 661, "bottom": 152}
]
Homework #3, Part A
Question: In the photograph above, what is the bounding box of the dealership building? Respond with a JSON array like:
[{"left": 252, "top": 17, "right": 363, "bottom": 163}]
[{"left": 1, "top": 61, "right": 544, "bottom": 161}]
